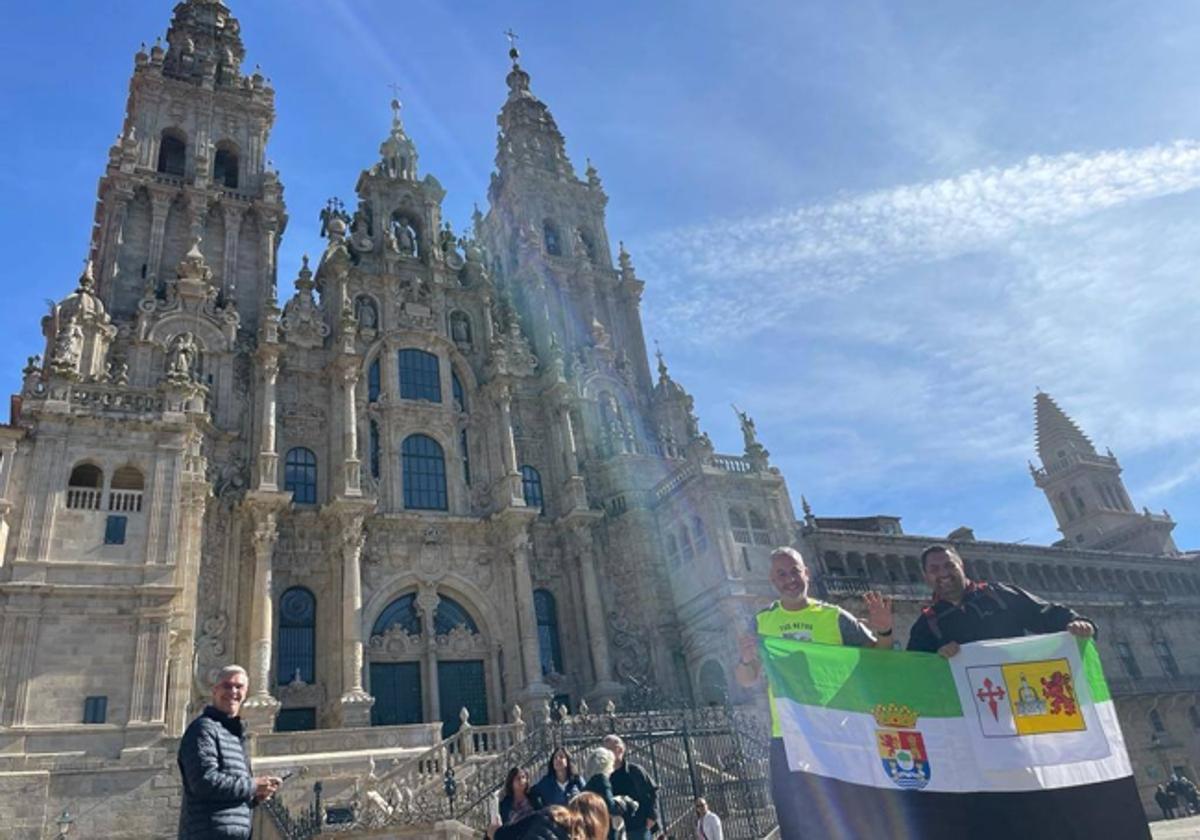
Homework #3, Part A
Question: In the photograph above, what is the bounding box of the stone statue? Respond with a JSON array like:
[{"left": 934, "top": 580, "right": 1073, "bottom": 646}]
[
  {"left": 396, "top": 222, "right": 416, "bottom": 257},
  {"left": 167, "top": 332, "right": 200, "bottom": 382},
  {"left": 734, "top": 405, "right": 758, "bottom": 449},
  {"left": 355, "top": 296, "right": 378, "bottom": 330},
  {"left": 350, "top": 209, "right": 374, "bottom": 253},
  {"left": 50, "top": 316, "right": 84, "bottom": 374}
]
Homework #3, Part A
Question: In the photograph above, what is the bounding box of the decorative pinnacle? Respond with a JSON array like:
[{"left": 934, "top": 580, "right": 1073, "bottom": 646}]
[
  {"left": 654, "top": 340, "right": 669, "bottom": 379},
  {"left": 801, "top": 495, "right": 812, "bottom": 517},
  {"left": 78, "top": 257, "right": 96, "bottom": 292},
  {"left": 505, "top": 28, "right": 520, "bottom": 64}
]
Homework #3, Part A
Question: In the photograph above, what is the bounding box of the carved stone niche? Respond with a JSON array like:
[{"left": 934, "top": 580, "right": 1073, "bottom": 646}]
[{"left": 368, "top": 625, "right": 423, "bottom": 660}]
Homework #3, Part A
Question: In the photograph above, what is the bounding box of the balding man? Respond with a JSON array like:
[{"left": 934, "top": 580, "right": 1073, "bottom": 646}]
[
  {"left": 177, "top": 665, "right": 280, "bottom": 839},
  {"left": 736, "top": 546, "right": 893, "bottom": 840}
]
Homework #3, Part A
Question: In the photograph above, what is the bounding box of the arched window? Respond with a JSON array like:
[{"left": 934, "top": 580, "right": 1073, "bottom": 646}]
[
  {"left": 729, "top": 509, "right": 750, "bottom": 544},
  {"left": 577, "top": 229, "right": 597, "bottom": 262},
  {"left": 1070, "top": 486, "right": 1086, "bottom": 517},
  {"left": 698, "top": 660, "right": 728, "bottom": 706},
  {"left": 748, "top": 510, "right": 772, "bottom": 545},
  {"left": 533, "top": 589, "right": 563, "bottom": 675},
  {"left": 1058, "top": 492, "right": 1075, "bottom": 522},
  {"left": 679, "top": 526, "right": 695, "bottom": 563},
  {"left": 213, "top": 145, "right": 239, "bottom": 189},
  {"left": 452, "top": 371, "right": 466, "bottom": 412},
  {"left": 666, "top": 534, "right": 680, "bottom": 568},
  {"left": 157, "top": 130, "right": 186, "bottom": 177},
  {"left": 450, "top": 311, "right": 472, "bottom": 345},
  {"left": 367, "top": 358, "right": 381, "bottom": 403},
  {"left": 369, "top": 421, "right": 381, "bottom": 479},
  {"left": 66, "top": 463, "right": 104, "bottom": 510},
  {"left": 354, "top": 295, "right": 379, "bottom": 331},
  {"left": 692, "top": 516, "right": 708, "bottom": 554},
  {"left": 277, "top": 587, "right": 315, "bottom": 684},
  {"left": 521, "top": 465, "right": 543, "bottom": 510},
  {"left": 434, "top": 596, "right": 479, "bottom": 635},
  {"left": 110, "top": 465, "right": 145, "bottom": 512},
  {"left": 372, "top": 593, "right": 420, "bottom": 637},
  {"left": 284, "top": 447, "right": 318, "bottom": 505},
  {"left": 543, "top": 220, "right": 562, "bottom": 256},
  {"left": 402, "top": 434, "right": 447, "bottom": 510},
  {"left": 398, "top": 349, "right": 441, "bottom": 402}
]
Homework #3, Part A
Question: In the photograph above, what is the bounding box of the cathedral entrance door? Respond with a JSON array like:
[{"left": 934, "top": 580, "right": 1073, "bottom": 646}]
[
  {"left": 437, "top": 660, "right": 488, "bottom": 738},
  {"left": 369, "top": 662, "right": 423, "bottom": 727}
]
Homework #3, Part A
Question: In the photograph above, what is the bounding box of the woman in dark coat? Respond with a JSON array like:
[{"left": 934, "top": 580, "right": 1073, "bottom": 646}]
[
  {"left": 499, "top": 766, "right": 544, "bottom": 825},
  {"left": 532, "top": 747, "right": 585, "bottom": 806}
]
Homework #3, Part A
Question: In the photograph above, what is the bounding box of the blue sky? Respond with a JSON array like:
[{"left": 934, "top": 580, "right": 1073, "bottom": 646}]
[{"left": 3, "top": 1, "right": 1200, "bottom": 550}]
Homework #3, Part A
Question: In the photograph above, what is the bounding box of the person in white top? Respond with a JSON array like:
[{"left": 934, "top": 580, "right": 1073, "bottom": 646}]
[{"left": 694, "top": 797, "right": 723, "bottom": 840}]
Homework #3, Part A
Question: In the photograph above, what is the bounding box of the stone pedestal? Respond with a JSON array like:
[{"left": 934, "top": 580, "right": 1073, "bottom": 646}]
[
  {"left": 240, "top": 694, "right": 280, "bottom": 735},
  {"left": 334, "top": 690, "right": 375, "bottom": 728}
]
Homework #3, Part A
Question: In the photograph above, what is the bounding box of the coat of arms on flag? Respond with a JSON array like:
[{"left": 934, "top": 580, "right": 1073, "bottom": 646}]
[
  {"left": 967, "top": 657, "right": 1085, "bottom": 738},
  {"left": 873, "top": 704, "right": 930, "bottom": 790}
]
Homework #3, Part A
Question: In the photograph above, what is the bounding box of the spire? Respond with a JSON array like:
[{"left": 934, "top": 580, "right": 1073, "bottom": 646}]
[
  {"left": 1034, "top": 391, "right": 1096, "bottom": 464},
  {"left": 493, "top": 33, "right": 574, "bottom": 184},
  {"left": 378, "top": 93, "right": 419, "bottom": 180}
]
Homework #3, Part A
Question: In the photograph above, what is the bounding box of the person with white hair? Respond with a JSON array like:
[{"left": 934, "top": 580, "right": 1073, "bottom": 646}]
[
  {"left": 581, "top": 746, "right": 636, "bottom": 840},
  {"left": 603, "top": 735, "right": 658, "bottom": 840},
  {"left": 177, "top": 665, "right": 281, "bottom": 839}
]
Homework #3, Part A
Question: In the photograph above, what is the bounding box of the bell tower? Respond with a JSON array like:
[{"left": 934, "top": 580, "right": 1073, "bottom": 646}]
[
  {"left": 1031, "top": 391, "right": 1177, "bottom": 555},
  {"left": 91, "top": 0, "right": 286, "bottom": 331}
]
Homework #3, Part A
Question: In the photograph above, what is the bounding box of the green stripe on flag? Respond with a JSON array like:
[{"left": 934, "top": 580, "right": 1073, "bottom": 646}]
[
  {"left": 762, "top": 637, "right": 963, "bottom": 718},
  {"left": 1078, "top": 637, "right": 1111, "bottom": 704}
]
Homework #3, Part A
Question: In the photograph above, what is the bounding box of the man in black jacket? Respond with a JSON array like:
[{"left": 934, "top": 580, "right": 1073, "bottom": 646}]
[
  {"left": 177, "top": 665, "right": 280, "bottom": 839},
  {"left": 604, "top": 735, "right": 659, "bottom": 840}
]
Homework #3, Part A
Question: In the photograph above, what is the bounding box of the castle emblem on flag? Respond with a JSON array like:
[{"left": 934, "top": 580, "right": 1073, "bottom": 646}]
[
  {"left": 967, "top": 658, "right": 1086, "bottom": 737},
  {"left": 873, "top": 704, "right": 931, "bottom": 790}
]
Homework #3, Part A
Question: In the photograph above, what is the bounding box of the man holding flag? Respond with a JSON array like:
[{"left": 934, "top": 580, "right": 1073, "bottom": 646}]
[
  {"left": 755, "top": 541, "right": 1150, "bottom": 839},
  {"left": 735, "top": 546, "right": 894, "bottom": 838}
]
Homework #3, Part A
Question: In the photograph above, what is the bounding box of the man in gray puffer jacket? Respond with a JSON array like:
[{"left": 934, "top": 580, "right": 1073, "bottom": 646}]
[{"left": 178, "top": 665, "right": 280, "bottom": 839}]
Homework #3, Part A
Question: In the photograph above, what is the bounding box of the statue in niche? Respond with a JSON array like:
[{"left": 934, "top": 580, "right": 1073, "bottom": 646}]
[
  {"left": 51, "top": 316, "right": 84, "bottom": 373},
  {"left": 395, "top": 221, "right": 417, "bottom": 257},
  {"left": 350, "top": 208, "right": 374, "bottom": 253},
  {"left": 167, "top": 332, "right": 200, "bottom": 382},
  {"left": 355, "top": 296, "right": 378, "bottom": 330}
]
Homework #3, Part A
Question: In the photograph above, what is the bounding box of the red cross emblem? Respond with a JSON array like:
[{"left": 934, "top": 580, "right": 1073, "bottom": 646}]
[{"left": 976, "top": 677, "right": 1006, "bottom": 722}]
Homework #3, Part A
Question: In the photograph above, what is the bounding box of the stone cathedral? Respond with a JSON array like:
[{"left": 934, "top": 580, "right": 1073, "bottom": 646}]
[{"left": 0, "top": 2, "right": 1197, "bottom": 837}]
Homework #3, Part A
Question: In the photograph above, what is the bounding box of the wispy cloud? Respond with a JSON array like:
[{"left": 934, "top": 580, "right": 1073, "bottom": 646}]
[{"left": 637, "top": 141, "right": 1200, "bottom": 337}]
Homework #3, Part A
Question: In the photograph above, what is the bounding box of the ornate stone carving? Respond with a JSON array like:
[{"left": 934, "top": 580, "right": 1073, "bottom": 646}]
[
  {"left": 435, "top": 624, "right": 488, "bottom": 655},
  {"left": 281, "top": 256, "right": 330, "bottom": 348},
  {"left": 368, "top": 624, "right": 423, "bottom": 659},
  {"left": 194, "top": 612, "right": 229, "bottom": 692}
]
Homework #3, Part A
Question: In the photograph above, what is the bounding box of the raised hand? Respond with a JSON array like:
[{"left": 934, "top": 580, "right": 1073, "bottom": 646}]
[
  {"left": 1066, "top": 620, "right": 1095, "bottom": 638},
  {"left": 863, "top": 591, "right": 894, "bottom": 634}
]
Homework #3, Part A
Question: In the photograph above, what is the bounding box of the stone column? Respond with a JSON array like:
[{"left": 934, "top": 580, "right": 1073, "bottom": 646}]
[
  {"left": 496, "top": 385, "right": 524, "bottom": 506},
  {"left": 511, "top": 531, "right": 552, "bottom": 702},
  {"left": 416, "top": 587, "right": 442, "bottom": 723},
  {"left": 240, "top": 506, "right": 281, "bottom": 733},
  {"left": 255, "top": 356, "right": 280, "bottom": 490},
  {"left": 98, "top": 190, "right": 131, "bottom": 307},
  {"left": 340, "top": 367, "right": 362, "bottom": 497},
  {"left": 555, "top": 400, "right": 588, "bottom": 511},
  {"left": 147, "top": 192, "right": 174, "bottom": 283},
  {"left": 573, "top": 529, "right": 622, "bottom": 702},
  {"left": 335, "top": 513, "right": 373, "bottom": 727}
]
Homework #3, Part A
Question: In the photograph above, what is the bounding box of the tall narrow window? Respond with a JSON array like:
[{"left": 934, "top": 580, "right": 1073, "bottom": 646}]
[
  {"left": 213, "top": 146, "right": 239, "bottom": 188},
  {"left": 1149, "top": 709, "right": 1167, "bottom": 734},
  {"left": 679, "top": 526, "right": 695, "bottom": 563},
  {"left": 110, "top": 465, "right": 145, "bottom": 512},
  {"left": 368, "top": 358, "right": 381, "bottom": 403},
  {"left": 1189, "top": 705, "right": 1200, "bottom": 731},
  {"left": 1114, "top": 640, "right": 1141, "bottom": 679},
  {"left": 460, "top": 429, "right": 471, "bottom": 486},
  {"left": 277, "top": 587, "right": 316, "bottom": 684},
  {"left": 398, "top": 349, "right": 441, "bottom": 402},
  {"left": 748, "top": 510, "right": 772, "bottom": 545},
  {"left": 1058, "top": 492, "right": 1075, "bottom": 522},
  {"left": 284, "top": 447, "right": 317, "bottom": 505},
  {"left": 369, "top": 421, "right": 381, "bottom": 479},
  {"left": 452, "top": 371, "right": 466, "bottom": 412},
  {"left": 1070, "top": 486, "right": 1086, "bottom": 517},
  {"left": 157, "top": 131, "right": 186, "bottom": 177},
  {"left": 521, "top": 465, "right": 543, "bottom": 510},
  {"left": 533, "top": 589, "right": 563, "bottom": 675},
  {"left": 692, "top": 516, "right": 708, "bottom": 554},
  {"left": 543, "top": 221, "right": 562, "bottom": 256},
  {"left": 402, "top": 434, "right": 447, "bottom": 510},
  {"left": 729, "top": 509, "right": 751, "bottom": 544},
  {"left": 666, "top": 534, "right": 680, "bottom": 569},
  {"left": 1153, "top": 638, "right": 1180, "bottom": 678}
]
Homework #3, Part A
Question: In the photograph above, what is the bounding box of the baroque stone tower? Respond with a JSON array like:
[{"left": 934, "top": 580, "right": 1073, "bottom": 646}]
[{"left": 1030, "top": 391, "right": 1177, "bottom": 555}]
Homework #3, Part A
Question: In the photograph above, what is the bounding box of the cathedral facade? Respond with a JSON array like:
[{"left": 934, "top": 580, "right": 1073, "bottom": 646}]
[{"left": 0, "top": 2, "right": 1196, "bottom": 836}]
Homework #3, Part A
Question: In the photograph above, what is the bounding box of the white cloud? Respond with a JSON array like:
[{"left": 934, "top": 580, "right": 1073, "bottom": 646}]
[{"left": 636, "top": 141, "right": 1200, "bottom": 339}]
